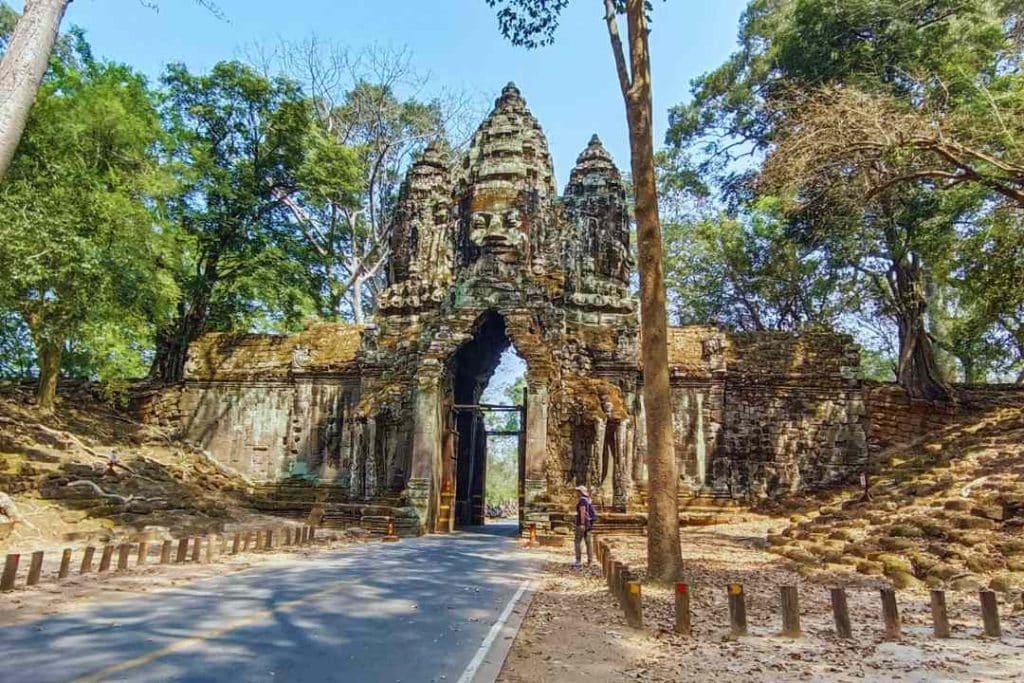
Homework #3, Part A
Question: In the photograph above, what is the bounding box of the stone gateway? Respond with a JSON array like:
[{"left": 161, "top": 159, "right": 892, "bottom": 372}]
[{"left": 141, "top": 84, "right": 867, "bottom": 534}]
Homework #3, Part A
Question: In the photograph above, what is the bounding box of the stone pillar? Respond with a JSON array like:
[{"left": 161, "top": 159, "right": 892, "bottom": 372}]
[
  {"left": 408, "top": 362, "right": 442, "bottom": 533},
  {"left": 595, "top": 418, "right": 611, "bottom": 506},
  {"left": 524, "top": 383, "right": 548, "bottom": 504},
  {"left": 633, "top": 393, "right": 648, "bottom": 487},
  {"left": 613, "top": 419, "right": 630, "bottom": 511},
  {"left": 363, "top": 416, "right": 378, "bottom": 498}
]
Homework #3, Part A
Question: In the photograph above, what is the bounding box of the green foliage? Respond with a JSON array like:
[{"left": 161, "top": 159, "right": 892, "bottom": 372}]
[
  {"left": 152, "top": 60, "right": 326, "bottom": 378},
  {"left": 665, "top": 0, "right": 1024, "bottom": 388},
  {"left": 290, "top": 74, "right": 443, "bottom": 321},
  {"left": 663, "top": 196, "right": 843, "bottom": 330},
  {"left": 486, "top": 437, "right": 519, "bottom": 506},
  {"left": 0, "top": 38, "right": 176, "bottom": 384}
]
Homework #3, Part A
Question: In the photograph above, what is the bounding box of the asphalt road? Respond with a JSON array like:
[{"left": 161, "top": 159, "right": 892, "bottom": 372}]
[{"left": 0, "top": 524, "right": 535, "bottom": 683}]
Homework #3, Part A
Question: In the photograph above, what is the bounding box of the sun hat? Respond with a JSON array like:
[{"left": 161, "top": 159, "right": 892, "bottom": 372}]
[{"left": 574, "top": 485, "right": 589, "bottom": 496}]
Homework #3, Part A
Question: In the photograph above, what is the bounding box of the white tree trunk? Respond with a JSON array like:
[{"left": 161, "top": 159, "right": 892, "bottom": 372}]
[
  {"left": 0, "top": 0, "right": 70, "bottom": 178},
  {"left": 351, "top": 275, "right": 364, "bottom": 323}
]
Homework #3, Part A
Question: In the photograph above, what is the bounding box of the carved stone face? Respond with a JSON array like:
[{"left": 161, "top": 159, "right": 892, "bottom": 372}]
[{"left": 468, "top": 208, "right": 527, "bottom": 262}]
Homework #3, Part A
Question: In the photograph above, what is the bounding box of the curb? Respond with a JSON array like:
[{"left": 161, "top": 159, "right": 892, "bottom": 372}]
[{"left": 465, "top": 581, "right": 536, "bottom": 683}]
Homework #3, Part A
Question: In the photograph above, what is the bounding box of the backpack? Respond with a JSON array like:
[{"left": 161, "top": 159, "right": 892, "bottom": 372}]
[{"left": 583, "top": 497, "right": 598, "bottom": 525}]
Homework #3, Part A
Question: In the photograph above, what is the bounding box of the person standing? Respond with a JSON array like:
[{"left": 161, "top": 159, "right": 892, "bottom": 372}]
[{"left": 573, "top": 485, "right": 597, "bottom": 567}]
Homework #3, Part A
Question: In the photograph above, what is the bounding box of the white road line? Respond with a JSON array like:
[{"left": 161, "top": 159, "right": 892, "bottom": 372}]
[{"left": 457, "top": 579, "right": 531, "bottom": 683}]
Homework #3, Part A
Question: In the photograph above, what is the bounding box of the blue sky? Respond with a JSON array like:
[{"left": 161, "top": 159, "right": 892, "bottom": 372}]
[{"left": 61, "top": 0, "right": 747, "bottom": 187}]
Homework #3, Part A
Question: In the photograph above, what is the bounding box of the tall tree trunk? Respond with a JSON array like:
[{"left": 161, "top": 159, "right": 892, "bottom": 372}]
[
  {"left": 35, "top": 336, "right": 61, "bottom": 413},
  {"left": 351, "top": 275, "right": 364, "bottom": 324},
  {"left": 892, "top": 258, "right": 951, "bottom": 401},
  {"left": 150, "top": 293, "right": 211, "bottom": 383},
  {"left": 607, "top": 0, "right": 683, "bottom": 582},
  {"left": 0, "top": 0, "right": 70, "bottom": 179}
]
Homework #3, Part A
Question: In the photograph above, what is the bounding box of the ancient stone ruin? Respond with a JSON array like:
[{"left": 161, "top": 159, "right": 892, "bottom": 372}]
[{"left": 142, "top": 84, "right": 868, "bottom": 534}]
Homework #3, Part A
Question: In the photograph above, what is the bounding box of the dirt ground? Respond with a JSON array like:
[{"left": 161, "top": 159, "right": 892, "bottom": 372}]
[{"left": 499, "top": 520, "right": 1024, "bottom": 683}]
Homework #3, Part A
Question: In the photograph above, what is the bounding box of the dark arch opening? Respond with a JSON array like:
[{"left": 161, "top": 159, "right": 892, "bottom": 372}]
[{"left": 447, "top": 310, "right": 519, "bottom": 527}]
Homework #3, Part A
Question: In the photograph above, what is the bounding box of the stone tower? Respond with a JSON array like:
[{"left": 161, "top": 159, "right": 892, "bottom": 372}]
[
  {"left": 160, "top": 83, "right": 868, "bottom": 537},
  {"left": 359, "top": 83, "right": 643, "bottom": 530}
]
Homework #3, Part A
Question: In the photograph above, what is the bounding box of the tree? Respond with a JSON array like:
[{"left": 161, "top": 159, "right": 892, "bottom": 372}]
[
  {"left": 150, "top": 61, "right": 323, "bottom": 382},
  {"left": 272, "top": 42, "right": 461, "bottom": 321},
  {"left": 0, "top": 0, "right": 224, "bottom": 180},
  {"left": 485, "top": 0, "right": 683, "bottom": 581},
  {"left": 661, "top": 195, "right": 843, "bottom": 330},
  {"left": 0, "top": 0, "right": 70, "bottom": 179},
  {"left": 0, "top": 36, "right": 175, "bottom": 411},
  {"left": 668, "top": 0, "right": 1020, "bottom": 399}
]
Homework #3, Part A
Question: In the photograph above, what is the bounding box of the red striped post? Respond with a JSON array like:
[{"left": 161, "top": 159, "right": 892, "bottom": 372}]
[{"left": 675, "top": 582, "right": 691, "bottom": 636}]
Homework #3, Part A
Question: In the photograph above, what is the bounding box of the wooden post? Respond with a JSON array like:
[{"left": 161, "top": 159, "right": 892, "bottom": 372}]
[
  {"left": 1, "top": 554, "right": 19, "bottom": 591},
  {"left": 80, "top": 546, "right": 95, "bottom": 574},
  {"left": 979, "top": 591, "right": 1001, "bottom": 638},
  {"left": 98, "top": 545, "right": 114, "bottom": 572},
  {"left": 284, "top": 527, "right": 292, "bottom": 546},
  {"left": 117, "top": 544, "right": 131, "bottom": 571},
  {"left": 231, "top": 532, "right": 241, "bottom": 554},
  {"left": 880, "top": 588, "right": 900, "bottom": 640},
  {"left": 310, "top": 526, "right": 317, "bottom": 542},
  {"left": 780, "top": 585, "right": 801, "bottom": 637},
  {"left": 191, "top": 537, "right": 201, "bottom": 562},
  {"left": 728, "top": 583, "right": 748, "bottom": 637},
  {"left": 175, "top": 538, "right": 189, "bottom": 563},
  {"left": 930, "top": 590, "right": 950, "bottom": 638},
  {"left": 160, "top": 540, "right": 172, "bottom": 564},
  {"left": 611, "top": 560, "right": 623, "bottom": 597},
  {"left": 674, "top": 582, "right": 691, "bottom": 636},
  {"left": 205, "top": 535, "right": 216, "bottom": 564},
  {"left": 830, "top": 587, "right": 852, "bottom": 638},
  {"left": 58, "top": 548, "right": 72, "bottom": 579},
  {"left": 624, "top": 581, "right": 643, "bottom": 628},
  {"left": 618, "top": 565, "right": 632, "bottom": 609},
  {"left": 243, "top": 531, "right": 252, "bottom": 552},
  {"left": 26, "top": 551, "right": 44, "bottom": 586},
  {"left": 137, "top": 541, "right": 149, "bottom": 565},
  {"left": 266, "top": 529, "right": 275, "bottom": 549}
]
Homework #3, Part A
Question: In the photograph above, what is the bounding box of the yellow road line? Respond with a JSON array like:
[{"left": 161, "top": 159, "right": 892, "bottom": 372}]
[{"left": 73, "top": 582, "right": 351, "bottom": 683}]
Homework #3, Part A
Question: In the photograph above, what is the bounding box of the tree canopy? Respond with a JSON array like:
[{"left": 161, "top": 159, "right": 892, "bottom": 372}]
[{"left": 664, "top": 0, "right": 1024, "bottom": 394}]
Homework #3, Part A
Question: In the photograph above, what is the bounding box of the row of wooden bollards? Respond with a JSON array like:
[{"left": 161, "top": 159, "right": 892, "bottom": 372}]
[
  {"left": 0, "top": 525, "right": 318, "bottom": 593},
  {"left": 595, "top": 540, "right": 1008, "bottom": 638},
  {"left": 598, "top": 539, "right": 644, "bottom": 628}
]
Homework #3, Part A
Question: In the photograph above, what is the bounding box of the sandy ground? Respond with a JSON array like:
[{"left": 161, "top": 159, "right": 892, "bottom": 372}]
[
  {"left": 0, "top": 530, "right": 373, "bottom": 627},
  {"left": 499, "top": 520, "right": 1024, "bottom": 683}
]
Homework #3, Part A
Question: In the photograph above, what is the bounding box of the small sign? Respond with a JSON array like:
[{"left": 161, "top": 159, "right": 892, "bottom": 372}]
[{"left": 729, "top": 583, "right": 743, "bottom": 596}]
